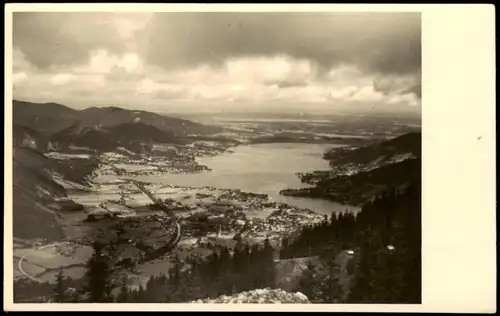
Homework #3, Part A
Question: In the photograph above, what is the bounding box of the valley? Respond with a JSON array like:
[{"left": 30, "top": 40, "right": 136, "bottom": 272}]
[{"left": 11, "top": 100, "right": 421, "bottom": 303}]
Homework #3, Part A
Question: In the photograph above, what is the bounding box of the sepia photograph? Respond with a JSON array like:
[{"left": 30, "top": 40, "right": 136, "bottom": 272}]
[{"left": 4, "top": 4, "right": 496, "bottom": 313}]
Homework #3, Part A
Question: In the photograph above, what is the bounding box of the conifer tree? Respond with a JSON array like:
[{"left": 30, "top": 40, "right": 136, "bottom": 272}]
[
  {"left": 83, "top": 241, "right": 114, "bottom": 302},
  {"left": 188, "top": 262, "right": 205, "bottom": 299},
  {"left": 52, "top": 266, "right": 66, "bottom": 303},
  {"left": 262, "top": 238, "right": 277, "bottom": 288},
  {"left": 136, "top": 284, "right": 146, "bottom": 303}
]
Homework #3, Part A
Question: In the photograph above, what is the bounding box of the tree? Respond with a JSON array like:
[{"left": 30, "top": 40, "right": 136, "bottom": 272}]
[
  {"left": 187, "top": 262, "right": 206, "bottom": 299},
  {"left": 136, "top": 284, "right": 146, "bottom": 303},
  {"left": 83, "top": 241, "right": 114, "bottom": 302},
  {"left": 52, "top": 266, "right": 66, "bottom": 303},
  {"left": 262, "top": 238, "right": 277, "bottom": 288},
  {"left": 217, "top": 247, "right": 233, "bottom": 293}
]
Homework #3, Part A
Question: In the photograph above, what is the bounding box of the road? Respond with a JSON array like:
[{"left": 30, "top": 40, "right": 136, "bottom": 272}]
[{"left": 16, "top": 242, "right": 74, "bottom": 283}]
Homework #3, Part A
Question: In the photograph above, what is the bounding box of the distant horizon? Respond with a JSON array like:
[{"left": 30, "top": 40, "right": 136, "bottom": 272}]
[{"left": 13, "top": 98, "right": 422, "bottom": 120}]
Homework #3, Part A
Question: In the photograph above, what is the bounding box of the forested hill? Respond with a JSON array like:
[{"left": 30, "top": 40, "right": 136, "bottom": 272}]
[
  {"left": 284, "top": 182, "right": 421, "bottom": 303},
  {"left": 324, "top": 131, "right": 421, "bottom": 167},
  {"left": 282, "top": 158, "right": 420, "bottom": 205},
  {"left": 281, "top": 131, "right": 421, "bottom": 205}
]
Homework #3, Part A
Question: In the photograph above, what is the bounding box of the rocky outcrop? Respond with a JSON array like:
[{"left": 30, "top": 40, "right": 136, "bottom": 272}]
[{"left": 191, "top": 288, "right": 311, "bottom": 304}]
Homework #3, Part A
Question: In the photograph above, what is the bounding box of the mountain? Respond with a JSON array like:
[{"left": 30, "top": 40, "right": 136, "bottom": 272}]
[
  {"left": 10, "top": 99, "right": 227, "bottom": 241},
  {"left": 13, "top": 99, "right": 225, "bottom": 152},
  {"left": 79, "top": 106, "right": 223, "bottom": 136},
  {"left": 13, "top": 101, "right": 81, "bottom": 136},
  {"left": 13, "top": 146, "right": 67, "bottom": 241},
  {"left": 50, "top": 120, "right": 189, "bottom": 152},
  {"left": 14, "top": 100, "right": 223, "bottom": 137},
  {"left": 12, "top": 143, "right": 98, "bottom": 241}
]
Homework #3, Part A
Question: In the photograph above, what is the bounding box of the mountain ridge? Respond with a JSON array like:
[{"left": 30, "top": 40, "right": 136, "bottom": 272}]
[{"left": 13, "top": 99, "right": 224, "bottom": 137}]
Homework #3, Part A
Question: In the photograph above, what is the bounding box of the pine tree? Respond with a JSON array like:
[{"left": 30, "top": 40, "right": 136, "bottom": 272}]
[
  {"left": 188, "top": 262, "right": 205, "bottom": 299},
  {"left": 230, "top": 245, "right": 242, "bottom": 293},
  {"left": 216, "top": 247, "right": 233, "bottom": 294},
  {"left": 136, "top": 284, "right": 146, "bottom": 303},
  {"left": 170, "top": 262, "right": 193, "bottom": 302},
  {"left": 248, "top": 243, "right": 265, "bottom": 289},
  {"left": 330, "top": 211, "right": 337, "bottom": 224},
  {"left": 262, "top": 238, "right": 277, "bottom": 288},
  {"left": 169, "top": 262, "right": 182, "bottom": 290},
  {"left": 52, "top": 266, "right": 66, "bottom": 303},
  {"left": 83, "top": 241, "right": 114, "bottom": 302}
]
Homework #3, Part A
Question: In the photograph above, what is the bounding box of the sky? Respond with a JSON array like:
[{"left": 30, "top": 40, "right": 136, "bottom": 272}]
[{"left": 12, "top": 12, "right": 421, "bottom": 114}]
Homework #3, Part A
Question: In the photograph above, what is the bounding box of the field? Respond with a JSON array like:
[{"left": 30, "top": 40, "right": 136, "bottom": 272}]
[
  {"left": 14, "top": 242, "right": 93, "bottom": 283},
  {"left": 13, "top": 161, "right": 328, "bottom": 290},
  {"left": 38, "top": 267, "right": 87, "bottom": 283}
]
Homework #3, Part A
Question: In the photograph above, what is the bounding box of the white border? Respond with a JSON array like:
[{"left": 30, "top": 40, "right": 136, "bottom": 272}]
[{"left": 4, "top": 3, "right": 497, "bottom": 313}]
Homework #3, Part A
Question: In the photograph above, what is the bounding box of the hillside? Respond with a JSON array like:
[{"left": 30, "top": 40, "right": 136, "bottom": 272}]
[
  {"left": 282, "top": 158, "right": 420, "bottom": 205},
  {"left": 79, "top": 106, "right": 223, "bottom": 136},
  {"left": 12, "top": 145, "right": 94, "bottom": 241},
  {"left": 13, "top": 101, "right": 81, "bottom": 136},
  {"left": 10, "top": 100, "right": 227, "bottom": 242},
  {"left": 50, "top": 121, "right": 190, "bottom": 152},
  {"left": 281, "top": 132, "right": 421, "bottom": 205},
  {"left": 13, "top": 100, "right": 224, "bottom": 138},
  {"left": 324, "top": 131, "right": 421, "bottom": 169},
  {"left": 282, "top": 183, "right": 421, "bottom": 303},
  {"left": 13, "top": 147, "right": 66, "bottom": 241},
  {"left": 13, "top": 124, "right": 50, "bottom": 151}
]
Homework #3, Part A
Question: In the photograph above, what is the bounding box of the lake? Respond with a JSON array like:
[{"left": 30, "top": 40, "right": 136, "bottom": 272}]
[{"left": 135, "top": 143, "right": 360, "bottom": 215}]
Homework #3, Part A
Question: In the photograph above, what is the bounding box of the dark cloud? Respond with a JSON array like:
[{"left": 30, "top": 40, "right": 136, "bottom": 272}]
[
  {"left": 13, "top": 12, "right": 126, "bottom": 69},
  {"left": 138, "top": 12, "right": 421, "bottom": 76},
  {"left": 11, "top": 11, "right": 421, "bottom": 106},
  {"left": 274, "top": 81, "right": 309, "bottom": 89},
  {"left": 373, "top": 69, "right": 421, "bottom": 99},
  {"left": 403, "top": 84, "right": 422, "bottom": 99},
  {"left": 12, "top": 12, "right": 421, "bottom": 78}
]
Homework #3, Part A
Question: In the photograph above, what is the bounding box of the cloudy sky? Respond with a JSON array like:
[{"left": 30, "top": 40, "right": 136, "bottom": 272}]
[{"left": 12, "top": 12, "right": 421, "bottom": 114}]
